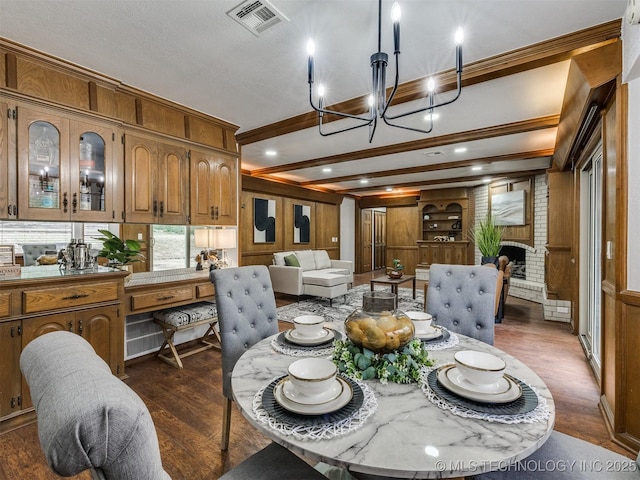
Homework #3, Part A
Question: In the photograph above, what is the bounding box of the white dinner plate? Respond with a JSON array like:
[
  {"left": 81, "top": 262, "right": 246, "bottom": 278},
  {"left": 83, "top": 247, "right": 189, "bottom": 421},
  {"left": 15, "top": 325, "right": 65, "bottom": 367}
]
[
  {"left": 437, "top": 365, "right": 522, "bottom": 403},
  {"left": 284, "top": 328, "right": 335, "bottom": 346},
  {"left": 416, "top": 325, "right": 443, "bottom": 340},
  {"left": 274, "top": 376, "right": 353, "bottom": 415},
  {"left": 445, "top": 366, "right": 511, "bottom": 394},
  {"left": 282, "top": 377, "right": 344, "bottom": 405}
]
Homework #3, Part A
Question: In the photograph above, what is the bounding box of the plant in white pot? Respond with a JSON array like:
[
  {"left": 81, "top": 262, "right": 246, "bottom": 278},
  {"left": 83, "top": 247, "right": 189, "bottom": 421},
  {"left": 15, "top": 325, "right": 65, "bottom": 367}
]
[{"left": 470, "top": 215, "right": 504, "bottom": 266}]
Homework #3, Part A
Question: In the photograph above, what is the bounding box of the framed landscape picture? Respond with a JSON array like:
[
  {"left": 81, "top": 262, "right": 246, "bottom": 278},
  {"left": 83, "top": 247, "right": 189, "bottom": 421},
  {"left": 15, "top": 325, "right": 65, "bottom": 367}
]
[{"left": 491, "top": 190, "right": 525, "bottom": 226}]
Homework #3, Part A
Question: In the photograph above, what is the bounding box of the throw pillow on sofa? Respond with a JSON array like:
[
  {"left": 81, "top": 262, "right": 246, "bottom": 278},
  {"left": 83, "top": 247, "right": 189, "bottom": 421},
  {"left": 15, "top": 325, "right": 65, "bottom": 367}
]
[
  {"left": 294, "top": 250, "right": 316, "bottom": 271},
  {"left": 313, "top": 250, "right": 332, "bottom": 270},
  {"left": 284, "top": 253, "right": 300, "bottom": 267}
]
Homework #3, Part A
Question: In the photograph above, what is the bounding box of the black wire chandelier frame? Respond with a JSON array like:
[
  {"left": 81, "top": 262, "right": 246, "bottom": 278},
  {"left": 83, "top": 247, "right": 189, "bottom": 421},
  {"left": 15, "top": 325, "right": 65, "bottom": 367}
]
[{"left": 306, "top": 0, "right": 464, "bottom": 143}]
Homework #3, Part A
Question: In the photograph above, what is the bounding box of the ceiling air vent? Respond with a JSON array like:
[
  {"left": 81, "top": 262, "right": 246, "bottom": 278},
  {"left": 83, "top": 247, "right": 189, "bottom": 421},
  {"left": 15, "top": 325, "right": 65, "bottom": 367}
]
[{"left": 227, "top": 0, "right": 289, "bottom": 36}]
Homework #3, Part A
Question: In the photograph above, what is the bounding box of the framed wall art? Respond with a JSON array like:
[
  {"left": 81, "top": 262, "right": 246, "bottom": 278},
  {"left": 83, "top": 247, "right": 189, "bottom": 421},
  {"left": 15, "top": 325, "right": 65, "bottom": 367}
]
[
  {"left": 491, "top": 190, "right": 526, "bottom": 226},
  {"left": 293, "top": 204, "right": 311, "bottom": 243},
  {"left": 253, "top": 197, "right": 276, "bottom": 243}
]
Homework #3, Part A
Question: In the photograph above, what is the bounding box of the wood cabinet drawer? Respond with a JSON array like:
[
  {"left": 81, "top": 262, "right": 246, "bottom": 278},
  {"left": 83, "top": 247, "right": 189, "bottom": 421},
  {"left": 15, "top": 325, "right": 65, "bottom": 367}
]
[
  {"left": 23, "top": 282, "right": 119, "bottom": 314},
  {"left": 196, "top": 283, "right": 215, "bottom": 298},
  {"left": 0, "top": 293, "right": 10, "bottom": 317},
  {"left": 130, "top": 287, "right": 193, "bottom": 311}
]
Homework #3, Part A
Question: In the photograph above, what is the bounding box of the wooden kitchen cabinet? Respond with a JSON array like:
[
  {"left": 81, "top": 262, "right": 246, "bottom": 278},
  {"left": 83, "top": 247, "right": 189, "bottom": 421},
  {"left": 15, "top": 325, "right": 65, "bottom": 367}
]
[
  {"left": 0, "top": 268, "right": 127, "bottom": 432},
  {"left": 0, "top": 99, "right": 18, "bottom": 220},
  {"left": 0, "top": 321, "right": 22, "bottom": 420},
  {"left": 190, "top": 148, "right": 238, "bottom": 225},
  {"left": 15, "top": 103, "right": 122, "bottom": 222},
  {"left": 124, "top": 132, "right": 189, "bottom": 224},
  {"left": 20, "top": 304, "right": 122, "bottom": 409}
]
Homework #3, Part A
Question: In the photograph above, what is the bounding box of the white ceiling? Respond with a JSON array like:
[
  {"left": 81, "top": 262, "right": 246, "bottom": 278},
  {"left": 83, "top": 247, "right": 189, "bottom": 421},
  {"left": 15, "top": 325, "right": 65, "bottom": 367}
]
[{"left": 0, "top": 0, "right": 628, "bottom": 197}]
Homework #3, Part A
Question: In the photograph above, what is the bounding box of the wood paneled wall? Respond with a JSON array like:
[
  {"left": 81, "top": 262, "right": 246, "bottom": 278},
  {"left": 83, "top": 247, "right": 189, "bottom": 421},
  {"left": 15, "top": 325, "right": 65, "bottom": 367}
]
[
  {"left": 385, "top": 206, "right": 420, "bottom": 275},
  {"left": 240, "top": 178, "right": 342, "bottom": 267},
  {"left": 546, "top": 171, "right": 575, "bottom": 301}
]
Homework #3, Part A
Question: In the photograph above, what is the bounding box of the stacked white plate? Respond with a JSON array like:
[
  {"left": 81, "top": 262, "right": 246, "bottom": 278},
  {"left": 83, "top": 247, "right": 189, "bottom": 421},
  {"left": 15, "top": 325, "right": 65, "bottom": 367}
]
[
  {"left": 284, "top": 327, "right": 336, "bottom": 346},
  {"left": 436, "top": 364, "right": 522, "bottom": 403},
  {"left": 273, "top": 376, "right": 353, "bottom": 414}
]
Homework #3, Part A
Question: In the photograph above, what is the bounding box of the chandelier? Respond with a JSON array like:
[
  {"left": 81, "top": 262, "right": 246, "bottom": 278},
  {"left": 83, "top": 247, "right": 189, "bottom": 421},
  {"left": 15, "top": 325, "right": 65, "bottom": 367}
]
[{"left": 306, "top": 0, "right": 464, "bottom": 143}]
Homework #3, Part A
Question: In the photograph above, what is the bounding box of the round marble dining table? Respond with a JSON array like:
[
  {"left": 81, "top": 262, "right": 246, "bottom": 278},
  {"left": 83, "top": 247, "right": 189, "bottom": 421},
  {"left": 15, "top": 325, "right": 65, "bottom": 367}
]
[{"left": 231, "top": 330, "right": 555, "bottom": 479}]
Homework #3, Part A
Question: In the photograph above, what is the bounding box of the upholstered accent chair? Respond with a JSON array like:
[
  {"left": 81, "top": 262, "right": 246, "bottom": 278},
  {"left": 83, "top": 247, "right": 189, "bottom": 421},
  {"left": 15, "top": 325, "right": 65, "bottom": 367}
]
[
  {"left": 20, "top": 331, "right": 170, "bottom": 480},
  {"left": 210, "top": 265, "right": 279, "bottom": 451},
  {"left": 425, "top": 263, "right": 499, "bottom": 345},
  {"left": 21, "top": 243, "right": 57, "bottom": 266},
  {"left": 472, "top": 430, "right": 640, "bottom": 479}
]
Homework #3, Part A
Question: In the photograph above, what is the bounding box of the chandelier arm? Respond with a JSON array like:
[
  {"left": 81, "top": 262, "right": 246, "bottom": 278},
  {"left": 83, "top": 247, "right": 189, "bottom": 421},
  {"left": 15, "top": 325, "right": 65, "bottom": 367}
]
[
  {"left": 309, "top": 87, "right": 373, "bottom": 122},
  {"left": 368, "top": 116, "right": 379, "bottom": 143},
  {"left": 318, "top": 117, "right": 374, "bottom": 137},
  {"left": 380, "top": 51, "right": 401, "bottom": 119},
  {"left": 381, "top": 115, "right": 435, "bottom": 135},
  {"left": 383, "top": 77, "right": 462, "bottom": 121}
]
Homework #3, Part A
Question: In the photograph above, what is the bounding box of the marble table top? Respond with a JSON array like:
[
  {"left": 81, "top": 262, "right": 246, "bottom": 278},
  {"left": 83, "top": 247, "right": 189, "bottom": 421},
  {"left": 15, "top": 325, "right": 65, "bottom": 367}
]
[{"left": 231, "top": 331, "right": 555, "bottom": 479}]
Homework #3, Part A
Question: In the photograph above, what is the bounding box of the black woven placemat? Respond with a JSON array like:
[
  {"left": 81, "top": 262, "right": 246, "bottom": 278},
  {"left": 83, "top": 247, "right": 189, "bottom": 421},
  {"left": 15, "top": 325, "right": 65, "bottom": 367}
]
[
  {"left": 277, "top": 330, "right": 342, "bottom": 350},
  {"left": 420, "top": 328, "right": 450, "bottom": 344},
  {"left": 427, "top": 368, "right": 538, "bottom": 415},
  {"left": 262, "top": 374, "right": 364, "bottom": 426}
]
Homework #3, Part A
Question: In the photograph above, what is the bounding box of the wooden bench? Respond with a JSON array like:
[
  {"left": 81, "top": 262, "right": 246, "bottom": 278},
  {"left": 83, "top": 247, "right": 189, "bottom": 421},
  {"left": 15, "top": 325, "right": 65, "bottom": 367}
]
[{"left": 153, "top": 301, "right": 220, "bottom": 369}]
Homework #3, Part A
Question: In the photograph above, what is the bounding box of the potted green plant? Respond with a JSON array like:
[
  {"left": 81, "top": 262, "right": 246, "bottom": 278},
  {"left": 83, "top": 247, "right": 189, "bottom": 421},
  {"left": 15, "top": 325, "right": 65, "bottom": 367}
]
[
  {"left": 388, "top": 258, "right": 404, "bottom": 279},
  {"left": 93, "top": 229, "right": 144, "bottom": 269},
  {"left": 470, "top": 215, "right": 504, "bottom": 266}
]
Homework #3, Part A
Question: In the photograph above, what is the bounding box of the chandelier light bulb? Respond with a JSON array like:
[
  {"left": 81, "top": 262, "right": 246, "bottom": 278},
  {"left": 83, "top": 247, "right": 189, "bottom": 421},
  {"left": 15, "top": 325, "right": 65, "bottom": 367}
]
[
  {"left": 306, "top": 39, "right": 315, "bottom": 56},
  {"left": 455, "top": 28, "right": 464, "bottom": 45},
  {"left": 368, "top": 94, "right": 374, "bottom": 107},
  {"left": 391, "top": 2, "right": 401, "bottom": 22},
  {"left": 318, "top": 84, "right": 325, "bottom": 98},
  {"left": 427, "top": 77, "right": 436, "bottom": 93}
]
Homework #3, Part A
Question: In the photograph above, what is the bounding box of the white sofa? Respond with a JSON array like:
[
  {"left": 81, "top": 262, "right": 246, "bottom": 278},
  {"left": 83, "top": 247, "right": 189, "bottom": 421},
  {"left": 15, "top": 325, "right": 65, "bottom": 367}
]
[{"left": 268, "top": 250, "right": 353, "bottom": 305}]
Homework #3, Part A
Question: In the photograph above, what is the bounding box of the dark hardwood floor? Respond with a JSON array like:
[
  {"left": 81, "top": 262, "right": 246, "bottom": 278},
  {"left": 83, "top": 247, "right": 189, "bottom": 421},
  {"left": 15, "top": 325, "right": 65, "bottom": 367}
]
[{"left": 0, "top": 271, "right": 634, "bottom": 480}]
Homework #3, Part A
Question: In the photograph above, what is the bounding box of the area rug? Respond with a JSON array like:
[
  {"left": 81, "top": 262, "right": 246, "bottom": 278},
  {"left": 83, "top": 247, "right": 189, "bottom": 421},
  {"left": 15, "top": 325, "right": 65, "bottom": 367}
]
[{"left": 277, "top": 284, "right": 425, "bottom": 324}]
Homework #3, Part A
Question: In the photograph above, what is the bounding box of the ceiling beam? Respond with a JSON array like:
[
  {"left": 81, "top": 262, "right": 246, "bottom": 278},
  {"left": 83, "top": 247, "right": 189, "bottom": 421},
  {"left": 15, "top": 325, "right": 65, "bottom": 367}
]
[
  {"left": 250, "top": 115, "right": 559, "bottom": 175},
  {"left": 338, "top": 168, "right": 549, "bottom": 195},
  {"left": 299, "top": 149, "right": 554, "bottom": 186},
  {"left": 236, "top": 20, "right": 619, "bottom": 146}
]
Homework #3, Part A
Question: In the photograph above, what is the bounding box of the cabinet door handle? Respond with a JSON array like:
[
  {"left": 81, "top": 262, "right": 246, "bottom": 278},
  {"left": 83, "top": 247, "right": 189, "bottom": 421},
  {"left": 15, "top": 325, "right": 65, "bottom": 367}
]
[
  {"left": 63, "top": 192, "right": 68, "bottom": 213},
  {"left": 68, "top": 321, "right": 73, "bottom": 332},
  {"left": 157, "top": 295, "right": 175, "bottom": 301},
  {"left": 11, "top": 204, "right": 17, "bottom": 216},
  {"left": 62, "top": 293, "right": 90, "bottom": 300},
  {"left": 160, "top": 201, "right": 164, "bottom": 217},
  {"left": 153, "top": 200, "right": 158, "bottom": 216},
  {"left": 72, "top": 193, "right": 78, "bottom": 214},
  {"left": 210, "top": 206, "right": 215, "bottom": 219},
  {"left": 77, "top": 320, "right": 83, "bottom": 335},
  {"left": 215, "top": 206, "right": 219, "bottom": 220}
]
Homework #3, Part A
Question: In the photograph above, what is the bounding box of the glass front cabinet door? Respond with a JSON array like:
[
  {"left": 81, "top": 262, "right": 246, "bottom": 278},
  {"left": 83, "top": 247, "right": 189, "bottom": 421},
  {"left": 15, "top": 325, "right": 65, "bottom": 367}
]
[{"left": 17, "top": 106, "right": 121, "bottom": 222}]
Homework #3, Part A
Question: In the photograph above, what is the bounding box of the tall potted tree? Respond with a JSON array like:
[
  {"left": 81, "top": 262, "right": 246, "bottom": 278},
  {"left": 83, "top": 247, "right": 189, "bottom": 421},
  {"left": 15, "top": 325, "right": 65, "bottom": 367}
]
[{"left": 470, "top": 215, "right": 504, "bottom": 266}]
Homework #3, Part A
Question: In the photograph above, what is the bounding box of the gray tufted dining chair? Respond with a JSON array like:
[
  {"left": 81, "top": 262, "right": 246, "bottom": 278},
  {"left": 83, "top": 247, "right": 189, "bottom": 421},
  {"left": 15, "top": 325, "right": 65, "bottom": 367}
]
[
  {"left": 425, "top": 263, "right": 499, "bottom": 345},
  {"left": 210, "top": 265, "right": 279, "bottom": 451}
]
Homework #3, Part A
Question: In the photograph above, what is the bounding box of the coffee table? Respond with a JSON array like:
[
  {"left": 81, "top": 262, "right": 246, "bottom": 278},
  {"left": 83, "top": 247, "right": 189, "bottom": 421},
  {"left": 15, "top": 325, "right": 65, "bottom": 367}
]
[{"left": 370, "top": 274, "right": 416, "bottom": 299}]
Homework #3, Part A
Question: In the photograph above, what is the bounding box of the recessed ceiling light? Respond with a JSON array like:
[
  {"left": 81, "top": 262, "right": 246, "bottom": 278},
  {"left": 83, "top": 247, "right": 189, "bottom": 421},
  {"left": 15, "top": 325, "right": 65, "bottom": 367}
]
[
  {"left": 385, "top": 187, "right": 393, "bottom": 192},
  {"left": 423, "top": 112, "right": 440, "bottom": 122},
  {"left": 265, "top": 150, "right": 277, "bottom": 157},
  {"left": 322, "top": 167, "right": 332, "bottom": 173},
  {"left": 360, "top": 179, "right": 369, "bottom": 184},
  {"left": 472, "top": 166, "right": 482, "bottom": 171},
  {"left": 454, "top": 147, "right": 467, "bottom": 153},
  {"left": 483, "top": 178, "right": 491, "bottom": 183}
]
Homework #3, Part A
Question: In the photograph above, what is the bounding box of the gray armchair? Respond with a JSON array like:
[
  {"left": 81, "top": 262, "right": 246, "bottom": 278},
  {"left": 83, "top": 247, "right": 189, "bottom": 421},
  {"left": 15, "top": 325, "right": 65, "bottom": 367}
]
[
  {"left": 21, "top": 243, "right": 57, "bottom": 266},
  {"left": 20, "top": 331, "right": 170, "bottom": 480},
  {"left": 210, "top": 265, "right": 279, "bottom": 451},
  {"left": 425, "top": 263, "right": 499, "bottom": 345}
]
